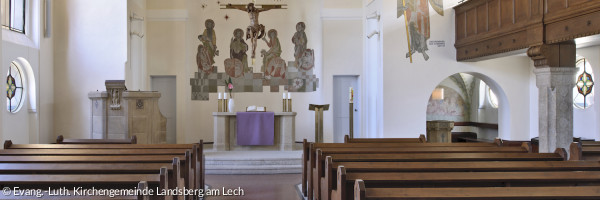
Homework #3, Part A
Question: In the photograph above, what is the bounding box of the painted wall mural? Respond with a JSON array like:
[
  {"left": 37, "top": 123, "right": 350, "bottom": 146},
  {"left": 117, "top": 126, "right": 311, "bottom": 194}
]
[
  {"left": 190, "top": 18, "right": 318, "bottom": 100},
  {"left": 397, "top": 0, "right": 443, "bottom": 62},
  {"left": 426, "top": 86, "right": 466, "bottom": 122}
]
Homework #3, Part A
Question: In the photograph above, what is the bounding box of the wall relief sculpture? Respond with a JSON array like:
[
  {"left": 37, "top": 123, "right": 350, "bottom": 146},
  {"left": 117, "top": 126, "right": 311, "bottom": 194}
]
[
  {"left": 190, "top": 18, "right": 319, "bottom": 100},
  {"left": 197, "top": 19, "right": 219, "bottom": 73}
]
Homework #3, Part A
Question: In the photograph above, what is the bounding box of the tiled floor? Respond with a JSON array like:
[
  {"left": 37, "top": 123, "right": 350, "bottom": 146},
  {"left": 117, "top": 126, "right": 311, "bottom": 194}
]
[{"left": 205, "top": 174, "right": 303, "bottom": 200}]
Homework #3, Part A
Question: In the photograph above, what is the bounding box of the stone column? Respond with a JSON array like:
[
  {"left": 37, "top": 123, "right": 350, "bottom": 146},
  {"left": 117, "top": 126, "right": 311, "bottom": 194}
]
[
  {"left": 426, "top": 120, "right": 454, "bottom": 143},
  {"left": 528, "top": 41, "right": 576, "bottom": 153}
]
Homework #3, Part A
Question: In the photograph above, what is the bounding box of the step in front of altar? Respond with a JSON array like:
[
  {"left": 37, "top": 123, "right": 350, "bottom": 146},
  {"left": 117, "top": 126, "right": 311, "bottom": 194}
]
[{"left": 204, "top": 151, "right": 302, "bottom": 174}]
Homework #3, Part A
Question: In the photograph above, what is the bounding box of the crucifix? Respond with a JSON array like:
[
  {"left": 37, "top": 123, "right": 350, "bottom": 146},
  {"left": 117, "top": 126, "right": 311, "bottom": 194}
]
[{"left": 221, "top": 1, "right": 286, "bottom": 65}]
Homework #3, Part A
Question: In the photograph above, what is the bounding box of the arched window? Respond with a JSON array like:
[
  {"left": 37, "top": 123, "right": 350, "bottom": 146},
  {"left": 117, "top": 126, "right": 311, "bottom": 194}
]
[
  {"left": 6, "top": 61, "right": 25, "bottom": 113},
  {"left": 573, "top": 56, "right": 594, "bottom": 109},
  {"left": 479, "top": 80, "right": 499, "bottom": 108}
]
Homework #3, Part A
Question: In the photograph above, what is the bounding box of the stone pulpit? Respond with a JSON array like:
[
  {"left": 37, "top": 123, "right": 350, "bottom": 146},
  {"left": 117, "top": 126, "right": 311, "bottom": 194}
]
[
  {"left": 89, "top": 80, "right": 167, "bottom": 144},
  {"left": 426, "top": 120, "right": 454, "bottom": 143}
]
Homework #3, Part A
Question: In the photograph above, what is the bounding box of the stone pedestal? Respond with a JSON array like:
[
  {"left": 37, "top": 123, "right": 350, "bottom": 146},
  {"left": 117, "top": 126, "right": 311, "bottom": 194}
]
[
  {"left": 528, "top": 41, "right": 576, "bottom": 153},
  {"left": 426, "top": 120, "right": 454, "bottom": 143},
  {"left": 89, "top": 80, "right": 167, "bottom": 144},
  {"left": 213, "top": 112, "right": 297, "bottom": 151}
]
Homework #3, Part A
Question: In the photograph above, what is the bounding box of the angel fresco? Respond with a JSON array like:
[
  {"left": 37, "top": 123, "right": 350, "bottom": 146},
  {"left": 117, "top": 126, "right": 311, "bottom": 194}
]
[{"left": 397, "top": 0, "right": 443, "bottom": 62}]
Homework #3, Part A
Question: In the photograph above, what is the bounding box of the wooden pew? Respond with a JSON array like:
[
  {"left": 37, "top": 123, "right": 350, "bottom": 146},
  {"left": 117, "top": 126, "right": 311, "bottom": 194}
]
[
  {"left": 354, "top": 180, "right": 600, "bottom": 200},
  {"left": 334, "top": 165, "right": 600, "bottom": 200},
  {"left": 4, "top": 140, "right": 197, "bottom": 149},
  {"left": 0, "top": 168, "right": 171, "bottom": 200},
  {"left": 313, "top": 149, "right": 566, "bottom": 200},
  {"left": 0, "top": 158, "right": 183, "bottom": 194},
  {"left": 3, "top": 140, "right": 204, "bottom": 192},
  {"left": 301, "top": 140, "right": 500, "bottom": 198},
  {"left": 570, "top": 142, "right": 600, "bottom": 161},
  {"left": 2, "top": 181, "right": 150, "bottom": 200},
  {"left": 343, "top": 135, "right": 426, "bottom": 143},
  {"left": 56, "top": 135, "right": 137, "bottom": 144},
  {"left": 308, "top": 143, "right": 533, "bottom": 199},
  {"left": 582, "top": 140, "right": 600, "bottom": 146}
]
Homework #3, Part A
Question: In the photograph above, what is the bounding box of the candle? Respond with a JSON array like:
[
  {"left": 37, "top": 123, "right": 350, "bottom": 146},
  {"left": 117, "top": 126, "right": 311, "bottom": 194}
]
[
  {"left": 349, "top": 87, "right": 353, "bottom": 103},
  {"left": 287, "top": 92, "right": 291, "bottom": 99},
  {"left": 218, "top": 93, "right": 222, "bottom": 100},
  {"left": 283, "top": 93, "right": 287, "bottom": 99},
  {"left": 224, "top": 93, "right": 228, "bottom": 99}
]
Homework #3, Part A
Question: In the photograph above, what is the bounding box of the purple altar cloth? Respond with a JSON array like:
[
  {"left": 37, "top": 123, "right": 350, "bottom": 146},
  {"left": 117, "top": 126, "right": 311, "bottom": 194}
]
[{"left": 236, "top": 112, "right": 275, "bottom": 145}]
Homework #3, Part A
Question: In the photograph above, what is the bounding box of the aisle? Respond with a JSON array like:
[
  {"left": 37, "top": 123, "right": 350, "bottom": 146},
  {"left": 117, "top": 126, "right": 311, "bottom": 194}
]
[{"left": 205, "top": 174, "right": 302, "bottom": 200}]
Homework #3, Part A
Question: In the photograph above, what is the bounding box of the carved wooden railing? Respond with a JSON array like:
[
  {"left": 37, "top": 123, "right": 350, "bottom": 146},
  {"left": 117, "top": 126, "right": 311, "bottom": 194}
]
[{"left": 455, "top": 0, "right": 600, "bottom": 61}]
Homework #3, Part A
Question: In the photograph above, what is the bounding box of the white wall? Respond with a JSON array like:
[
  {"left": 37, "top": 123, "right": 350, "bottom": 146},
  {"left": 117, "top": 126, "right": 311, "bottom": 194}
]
[
  {"left": 378, "top": 0, "right": 532, "bottom": 140},
  {"left": 322, "top": 10, "right": 363, "bottom": 141},
  {"left": 53, "top": 0, "right": 127, "bottom": 139},
  {"left": 1, "top": 0, "right": 53, "bottom": 144}
]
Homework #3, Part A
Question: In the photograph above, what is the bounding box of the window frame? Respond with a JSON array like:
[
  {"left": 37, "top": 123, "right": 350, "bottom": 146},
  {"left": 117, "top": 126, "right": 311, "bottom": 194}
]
[{"left": 1, "top": 0, "right": 26, "bottom": 34}]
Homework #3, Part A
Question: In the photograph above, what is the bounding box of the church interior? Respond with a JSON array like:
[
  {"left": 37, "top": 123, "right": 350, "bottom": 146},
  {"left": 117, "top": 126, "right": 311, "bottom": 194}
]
[{"left": 2, "top": 0, "right": 600, "bottom": 199}]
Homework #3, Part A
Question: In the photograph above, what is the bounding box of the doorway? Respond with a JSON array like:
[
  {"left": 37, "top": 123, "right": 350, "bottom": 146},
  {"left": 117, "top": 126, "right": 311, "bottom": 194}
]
[
  {"left": 333, "top": 75, "right": 360, "bottom": 143},
  {"left": 151, "top": 76, "right": 176, "bottom": 144}
]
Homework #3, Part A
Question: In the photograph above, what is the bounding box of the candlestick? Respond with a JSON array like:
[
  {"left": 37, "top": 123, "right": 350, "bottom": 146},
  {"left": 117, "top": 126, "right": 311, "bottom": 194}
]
[
  {"left": 218, "top": 93, "right": 223, "bottom": 112},
  {"left": 349, "top": 87, "right": 353, "bottom": 103}
]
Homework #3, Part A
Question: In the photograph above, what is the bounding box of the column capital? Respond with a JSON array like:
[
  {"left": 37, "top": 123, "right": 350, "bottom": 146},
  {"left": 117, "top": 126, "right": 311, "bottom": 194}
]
[{"left": 527, "top": 41, "right": 576, "bottom": 67}]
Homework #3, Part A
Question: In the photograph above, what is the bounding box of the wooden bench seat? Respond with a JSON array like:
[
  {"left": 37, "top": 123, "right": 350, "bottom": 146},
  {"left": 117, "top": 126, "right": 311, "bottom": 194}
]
[
  {"left": 2, "top": 181, "right": 150, "bottom": 200},
  {"left": 56, "top": 135, "right": 137, "bottom": 144},
  {"left": 310, "top": 150, "right": 566, "bottom": 200},
  {"left": 301, "top": 140, "right": 501, "bottom": 198},
  {"left": 343, "top": 135, "right": 426, "bottom": 143},
  {"left": 0, "top": 158, "right": 183, "bottom": 194},
  {"left": 571, "top": 142, "right": 600, "bottom": 161},
  {"left": 4, "top": 140, "right": 198, "bottom": 149},
  {"left": 354, "top": 181, "right": 600, "bottom": 200},
  {"left": 2, "top": 141, "right": 204, "bottom": 192},
  {"left": 334, "top": 167, "right": 600, "bottom": 200},
  {"left": 0, "top": 173, "right": 170, "bottom": 200}
]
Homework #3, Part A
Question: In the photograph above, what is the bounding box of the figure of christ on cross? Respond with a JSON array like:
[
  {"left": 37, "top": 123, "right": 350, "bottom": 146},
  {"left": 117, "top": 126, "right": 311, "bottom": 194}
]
[{"left": 221, "top": 3, "right": 286, "bottom": 63}]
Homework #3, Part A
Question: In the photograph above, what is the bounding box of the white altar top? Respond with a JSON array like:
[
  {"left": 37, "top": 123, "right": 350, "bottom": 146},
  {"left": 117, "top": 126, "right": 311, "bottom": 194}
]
[{"left": 212, "top": 112, "right": 297, "bottom": 151}]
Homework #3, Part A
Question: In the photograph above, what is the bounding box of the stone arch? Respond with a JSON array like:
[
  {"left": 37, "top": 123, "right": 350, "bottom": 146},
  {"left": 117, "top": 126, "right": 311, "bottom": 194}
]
[{"left": 426, "top": 72, "right": 511, "bottom": 140}]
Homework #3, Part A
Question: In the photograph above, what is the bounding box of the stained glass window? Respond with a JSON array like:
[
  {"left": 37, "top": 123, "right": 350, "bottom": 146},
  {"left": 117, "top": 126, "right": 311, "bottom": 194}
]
[
  {"left": 6, "top": 62, "right": 24, "bottom": 113},
  {"left": 573, "top": 57, "right": 594, "bottom": 109}
]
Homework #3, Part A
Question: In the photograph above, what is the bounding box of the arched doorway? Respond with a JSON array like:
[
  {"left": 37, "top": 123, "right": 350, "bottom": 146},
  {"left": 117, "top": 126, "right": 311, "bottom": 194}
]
[{"left": 426, "top": 72, "right": 510, "bottom": 140}]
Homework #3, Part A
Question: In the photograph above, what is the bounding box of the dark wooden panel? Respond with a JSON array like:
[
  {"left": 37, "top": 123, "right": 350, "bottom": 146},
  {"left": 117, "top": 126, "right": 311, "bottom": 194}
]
[
  {"left": 466, "top": 9, "right": 478, "bottom": 36},
  {"left": 477, "top": 4, "right": 488, "bottom": 33},
  {"left": 567, "top": 0, "right": 590, "bottom": 9},
  {"left": 531, "top": 0, "right": 542, "bottom": 16},
  {"left": 514, "top": 0, "right": 530, "bottom": 22},
  {"left": 500, "top": 0, "right": 514, "bottom": 27},
  {"left": 546, "top": 0, "right": 567, "bottom": 14},
  {"left": 488, "top": 0, "right": 500, "bottom": 31},
  {"left": 456, "top": 12, "right": 466, "bottom": 40},
  {"left": 456, "top": 30, "right": 530, "bottom": 61},
  {"left": 545, "top": 10, "right": 600, "bottom": 43}
]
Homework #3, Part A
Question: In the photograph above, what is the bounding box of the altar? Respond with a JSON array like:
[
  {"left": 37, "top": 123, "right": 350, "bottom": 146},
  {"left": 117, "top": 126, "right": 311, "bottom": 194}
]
[{"left": 212, "top": 112, "right": 297, "bottom": 151}]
